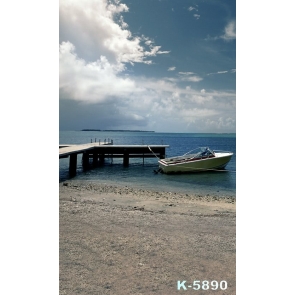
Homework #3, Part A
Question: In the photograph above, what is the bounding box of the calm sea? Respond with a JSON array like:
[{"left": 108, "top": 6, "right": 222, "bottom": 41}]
[{"left": 59, "top": 131, "right": 236, "bottom": 197}]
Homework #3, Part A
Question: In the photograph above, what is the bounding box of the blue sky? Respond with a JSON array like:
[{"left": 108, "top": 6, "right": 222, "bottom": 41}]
[{"left": 59, "top": 0, "right": 236, "bottom": 132}]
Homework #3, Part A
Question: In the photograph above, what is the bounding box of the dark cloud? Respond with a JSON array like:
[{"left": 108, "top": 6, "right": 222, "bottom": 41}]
[{"left": 59, "top": 98, "right": 148, "bottom": 131}]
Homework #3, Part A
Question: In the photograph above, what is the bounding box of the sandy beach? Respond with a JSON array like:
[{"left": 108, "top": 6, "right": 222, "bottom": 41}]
[{"left": 59, "top": 181, "right": 236, "bottom": 295}]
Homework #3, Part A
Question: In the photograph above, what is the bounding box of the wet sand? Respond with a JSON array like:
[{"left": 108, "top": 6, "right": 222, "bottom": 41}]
[{"left": 60, "top": 181, "right": 236, "bottom": 295}]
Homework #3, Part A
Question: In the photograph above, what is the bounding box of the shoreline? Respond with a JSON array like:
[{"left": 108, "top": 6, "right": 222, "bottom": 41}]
[
  {"left": 59, "top": 175, "right": 236, "bottom": 198},
  {"left": 60, "top": 180, "right": 235, "bottom": 215},
  {"left": 60, "top": 180, "right": 236, "bottom": 294}
]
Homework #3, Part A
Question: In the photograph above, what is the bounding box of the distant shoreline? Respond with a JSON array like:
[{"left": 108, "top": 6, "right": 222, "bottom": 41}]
[{"left": 81, "top": 129, "right": 155, "bottom": 132}]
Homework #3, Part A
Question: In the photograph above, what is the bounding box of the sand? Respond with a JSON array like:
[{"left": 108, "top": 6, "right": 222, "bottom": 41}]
[{"left": 59, "top": 181, "right": 236, "bottom": 295}]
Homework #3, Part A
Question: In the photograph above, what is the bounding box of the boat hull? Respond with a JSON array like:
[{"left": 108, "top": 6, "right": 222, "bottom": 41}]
[{"left": 158, "top": 152, "right": 233, "bottom": 174}]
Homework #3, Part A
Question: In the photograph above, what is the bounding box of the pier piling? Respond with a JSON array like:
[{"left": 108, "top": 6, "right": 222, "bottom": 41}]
[
  {"left": 123, "top": 151, "right": 129, "bottom": 166},
  {"left": 82, "top": 152, "right": 89, "bottom": 170},
  {"left": 69, "top": 154, "right": 77, "bottom": 177},
  {"left": 60, "top": 143, "right": 169, "bottom": 176}
]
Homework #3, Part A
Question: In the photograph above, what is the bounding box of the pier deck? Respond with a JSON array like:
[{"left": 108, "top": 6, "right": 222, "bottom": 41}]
[{"left": 59, "top": 143, "right": 169, "bottom": 176}]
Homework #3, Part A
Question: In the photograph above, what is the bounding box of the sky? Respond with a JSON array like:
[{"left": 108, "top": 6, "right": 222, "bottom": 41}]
[{"left": 59, "top": 0, "right": 236, "bottom": 132}]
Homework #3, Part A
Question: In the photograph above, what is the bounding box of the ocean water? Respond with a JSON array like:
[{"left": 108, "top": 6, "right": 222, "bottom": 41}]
[{"left": 59, "top": 131, "right": 236, "bottom": 197}]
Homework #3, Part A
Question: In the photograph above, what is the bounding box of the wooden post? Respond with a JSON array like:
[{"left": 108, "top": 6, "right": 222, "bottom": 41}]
[
  {"left": 69, "top": 154, "right": 77, "bottom": 177},
  {"left": 160, "top": 147, "right": 166, "bottom": 159},
  {"left": 82, "top": 152, "right": 89, "bottom": 170},
  {"left": 93, "top": 151, "right": 98, "bottom": 167},
  {"left": 123, "top": 152, "right": 129, "bottom": 166},
  {"left": 99, "top": 154, "right": 105, "bottom": 165}
]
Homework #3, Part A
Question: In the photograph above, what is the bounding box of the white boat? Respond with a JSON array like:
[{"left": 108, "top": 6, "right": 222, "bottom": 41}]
[{"left": 158, "top": 147, "right": 233, "bottom": 174}]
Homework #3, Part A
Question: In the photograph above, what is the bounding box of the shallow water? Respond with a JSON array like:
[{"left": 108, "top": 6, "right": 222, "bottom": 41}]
[{"left": 59, "top": 131, "right": 236, "bottom": 197}]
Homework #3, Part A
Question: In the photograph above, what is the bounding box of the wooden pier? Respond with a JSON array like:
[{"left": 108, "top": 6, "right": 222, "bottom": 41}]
[{"left": 59, "top": 143, "right": 169, "bottom": 177}]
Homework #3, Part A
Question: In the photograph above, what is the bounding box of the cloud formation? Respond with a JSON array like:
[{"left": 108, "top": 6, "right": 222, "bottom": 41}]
[
  {"left": 221, "top": 21, "right": 236, "bottom": 41},
  {"left": 59, "top": 0, "right": 169, "bottom": 64},
  {"left": 60, "top": 42, "right": 235, "bottom": 131},
  {"left": 207, "top": 69, "right": 236, "bottom": 76},
  {"left": 205, "top": 20, "right": 236, "bottom": 42},
  {"left": 59, "top": 0, "right": 235, "bottom": 132},
  {"left": 178, "top": 72, "right": 203, "bottom": 82},
  {"left": 59, "top": 41, "right": 140, "bottom": 102},
  {"left": 188, "top": 5, "right": 200, "bottom": 19}
]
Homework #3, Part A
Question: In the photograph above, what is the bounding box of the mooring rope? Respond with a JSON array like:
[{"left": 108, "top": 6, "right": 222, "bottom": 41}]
[{"left": 147, "top": 145, "right": 160, "bottom": 159}]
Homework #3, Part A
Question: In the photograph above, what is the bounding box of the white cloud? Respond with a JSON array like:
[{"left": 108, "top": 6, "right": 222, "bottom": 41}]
[
  {"left": 178, "top": 72, "right": 194, "bottom": 75},
  {"left": 207, "top": 69, "right": 236, "bottom": 75},
  {"left": 145, "top": 40, "right": 153, "bottom": 46},
  {"left": 188, "top": 5, "right": 198, "bottom": 12},
  {"left": 221, "top": 21, "right": 236, "bottom": 41},
  {"left": 59, "top": 0, "right": 235, "bottom": 132},
  {"left": 205, "top": 117, "right": 236, "bottom": 130},
  {"left": 144, "top": 45, "right": 170, "bottom": 56},
  {"left": 59, "top": 41, "right": 141, "bottom": 102},
  {"left": 188, "top": 5, "right": 200, "bottom": 19},
  {"left": 59, "top": 0, "right": 169, "bottom": 64},
  {"left": 205, "top": 20, "right": 236, "bottom": 42},
  {"left": 181, "top": 76, "right": 203, "bottom": 82},
  {"left": 178, "top": 72, "right": 202, "bottom": 82},
  {"left": 60, "top": 41, "right": 235, "bottom": 131}
]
